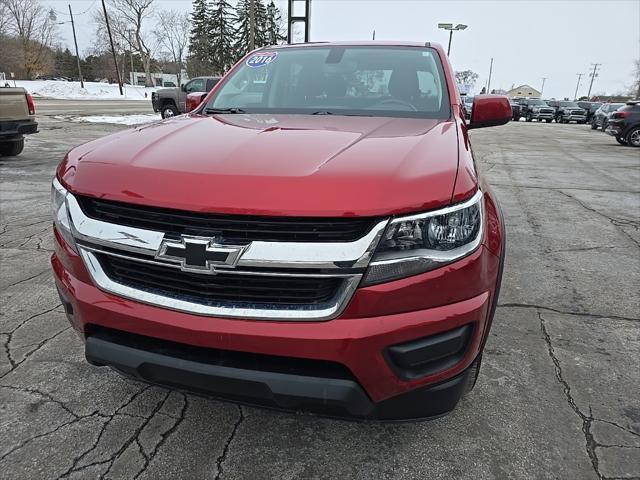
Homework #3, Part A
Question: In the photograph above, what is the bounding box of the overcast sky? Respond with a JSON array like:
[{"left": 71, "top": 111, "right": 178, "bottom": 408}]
[{"left": 49, "top": 0, "right": 640, "bottom": 99}]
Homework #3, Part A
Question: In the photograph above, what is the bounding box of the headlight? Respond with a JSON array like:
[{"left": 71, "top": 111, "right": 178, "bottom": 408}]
[
  {"left": 363, "top": 191, "right": 483, "bottom": 285},
  {"left": 51, "top": 177, "right": 78, "bottom": 252}
]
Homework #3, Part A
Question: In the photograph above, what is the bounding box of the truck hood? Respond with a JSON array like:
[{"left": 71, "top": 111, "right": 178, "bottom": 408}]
[{"left": 58, "top": 114, "right": 462, "bottom": 217}]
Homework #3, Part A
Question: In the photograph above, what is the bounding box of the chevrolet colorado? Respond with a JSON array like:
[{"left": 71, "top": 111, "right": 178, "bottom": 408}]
[{"left": 51, "top": 42, "right": 510, "bottom": 420}]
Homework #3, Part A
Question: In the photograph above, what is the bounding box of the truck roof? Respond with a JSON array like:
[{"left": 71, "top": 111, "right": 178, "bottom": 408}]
[{"left": 259, "top": 40, "right": 444, "bottom": 50}]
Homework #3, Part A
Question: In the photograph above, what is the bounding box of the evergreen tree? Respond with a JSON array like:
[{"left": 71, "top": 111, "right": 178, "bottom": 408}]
[
  {"left": 188, "top": 0, "right": 214, "bottom": 77},
  {"left": 233, "top": 0, "right": 253, "bottom": 60},
  {"left": 265, "top": 1, "right": 286, "bottom": 46},
  {"left": 254, "top": 0, "right": 269, "bottom": 47},
  {"left": 209, "top": 0, "right": 236, "bottom": 74}
]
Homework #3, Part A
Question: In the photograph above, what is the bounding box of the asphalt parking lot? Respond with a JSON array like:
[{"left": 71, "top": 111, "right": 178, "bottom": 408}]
[{"left": 1, "top": 103, "right": 638, "bottom": 480}]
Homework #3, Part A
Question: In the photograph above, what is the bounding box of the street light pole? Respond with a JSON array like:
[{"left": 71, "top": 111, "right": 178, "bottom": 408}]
[
  {"left": 541, "top": 77, "right": 547, "bottom": 96},
  {"left": 438, "top": 23, "right": 468, "bottom": 57},
  {"left": 68, "top": 4, "right": 84, "bottom": 88}
]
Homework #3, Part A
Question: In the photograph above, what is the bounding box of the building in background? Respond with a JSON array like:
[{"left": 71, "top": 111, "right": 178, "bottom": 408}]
[{"left": 506, "top": 84, "right": 541, "bottom": 99}]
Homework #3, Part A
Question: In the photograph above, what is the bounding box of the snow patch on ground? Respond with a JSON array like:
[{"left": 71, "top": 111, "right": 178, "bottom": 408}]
[
  {"left": 14, "top": 80, "right": 156, "bottom": 100},
  {"left": 56, "top": 114, "right": 161, "bottom": 125}
]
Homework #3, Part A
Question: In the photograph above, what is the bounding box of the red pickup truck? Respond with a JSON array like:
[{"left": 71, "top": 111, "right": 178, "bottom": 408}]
[{"left": 51, "top": 41, "right": 510, "bottom": 420}]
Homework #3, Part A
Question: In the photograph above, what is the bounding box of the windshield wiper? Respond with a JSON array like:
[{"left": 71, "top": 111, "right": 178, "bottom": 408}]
[
  {"left": 311, "top": 111, "right": 335, "bottom": 115},
  {"left": 204, "top": 107, "right": 247, "bottom": 114}
]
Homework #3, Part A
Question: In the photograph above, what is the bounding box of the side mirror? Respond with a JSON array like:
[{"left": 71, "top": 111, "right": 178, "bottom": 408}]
[
  {"left": 185, "top": 92, "right": 207, "bottom": 113},
  {"left": 181, "top": 84, "right": 187, "bottom": 92},
  {"left": 468, "top": 95, "right": 512, "bottom": 129}
]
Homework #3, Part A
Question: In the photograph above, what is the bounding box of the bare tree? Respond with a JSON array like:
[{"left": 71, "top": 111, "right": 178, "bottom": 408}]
[
  {"left": 94, "top": 0, "right": 157, "bottom": 86},
  {"left": 3, "top": 0, "right": 57, "bottom": 77},
  {"left": 155, "top": 10, "right": 189, "bottom": 86},
  {"left": 0, "top": 0, "right": 11, "bottom": 36}
]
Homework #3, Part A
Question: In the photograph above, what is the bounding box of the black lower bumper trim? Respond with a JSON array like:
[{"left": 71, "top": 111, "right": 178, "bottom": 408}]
[{"left": 85, "top": 329, "right": 471, "bottom": 420}]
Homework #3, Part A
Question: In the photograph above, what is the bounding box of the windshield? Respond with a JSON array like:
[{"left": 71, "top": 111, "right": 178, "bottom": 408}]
[
  {"left": 560, "top": 101, "right": 579, "bottom": 107},
  {"left": 528, "top": 99, "right": 548, "bottom": 106},
  {"left": 205, "top": 46, "right": 450, "bottom": 119}
]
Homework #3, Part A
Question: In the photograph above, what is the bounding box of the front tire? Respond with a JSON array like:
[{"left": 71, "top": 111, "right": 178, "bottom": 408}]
[
  {"left": 591, "top": 120, "right": 598, "bottom": 130},
  {"left": 526, "top": 113, "right": 532, "bottom": 122},
  {"left": 615, "top": 136, "right": 627, "bottom": 145},
  {"left": 160, "top": 103, "right": 179, "bottom": 119},
  {"left": 464, "top": 356, "right": 483, "bottom": 394},
  {"left": 0, "top": 138, "right": 25, "bottom": 156},
  {"left": 545, "top": 119, "right": 552, "bottom": 123},
  {"left": 626, "top": 127, "right": 640, "bottom": 147}
]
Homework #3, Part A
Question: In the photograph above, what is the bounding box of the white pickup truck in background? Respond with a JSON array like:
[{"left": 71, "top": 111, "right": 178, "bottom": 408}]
[{"left": 0, "top": 86, "right": 38, "bottom": 156}]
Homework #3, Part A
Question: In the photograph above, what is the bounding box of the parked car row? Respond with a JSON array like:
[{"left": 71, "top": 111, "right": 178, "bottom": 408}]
[{"left": 500, "top": 95, "right": 639, "bottom": 147}]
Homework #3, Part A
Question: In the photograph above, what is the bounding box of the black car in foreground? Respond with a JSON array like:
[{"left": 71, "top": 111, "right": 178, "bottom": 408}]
[{"left": 605, "top": 101, "right": 640, "bottom": 147}]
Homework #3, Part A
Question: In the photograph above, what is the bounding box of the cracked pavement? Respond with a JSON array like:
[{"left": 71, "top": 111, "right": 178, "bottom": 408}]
[{"left": 1, "top": 101, "right": 639, "bottom": 479}]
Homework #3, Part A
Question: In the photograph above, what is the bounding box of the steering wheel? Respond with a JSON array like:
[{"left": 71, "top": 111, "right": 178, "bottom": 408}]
[{"left": 371, "top": 98, "right": 418, "bottom": 111}]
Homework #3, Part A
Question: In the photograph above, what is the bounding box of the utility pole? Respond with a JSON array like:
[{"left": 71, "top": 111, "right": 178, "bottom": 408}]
[
  {"left": 574, "top": 73, "right": 584, "bottom": 100},
  {"left": 487, "top": 57, "right": 494, "bottom": 94},
  {"left": 372, "top": 29, "right": 375, "bottom": 40},
  {"left": 128, "top": 29, "right": 135, "bottom": 86},
  {"left": 541, "top": 77, "right": 547, "bottom": 96},
  {"left": 586, "top": 63, "right": 601, "bottom": 100},
  {"left": 68, "top": 4, "right": 84, "bottom": 88},
  {"left": 101, "top": 0, "right": 123, "bottom": 95},
  {"left": 249, "top": 0, "right": 255, "bottom": 51}
]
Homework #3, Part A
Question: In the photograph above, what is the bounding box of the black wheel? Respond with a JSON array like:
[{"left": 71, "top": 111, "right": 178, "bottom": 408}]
[
  {"left": 160, "top": 103, "right": 179, "bottom": 119},
  {"left": 465, "top": 355, "right": 483, "bottom": 394},
  {"left": 545, "top": 119, "right": 552, "bottom": 123},
  {"left": 591, "top": 120, "right": 598, "bottom": 130},
  {"left": 601, "top": 118, "right": 608, "bottom": 130},
  {"left": 0, "top": 138, "right": 24, "bottom": 156},
  {"left": 615, "top": 136, "right": 627, "bottom": 145},
  {"left": 626, "top": 126, "right": 640, "bottom": 147},
  {"left": 525, "top": 113, "right": 532, "bottom": 122}
]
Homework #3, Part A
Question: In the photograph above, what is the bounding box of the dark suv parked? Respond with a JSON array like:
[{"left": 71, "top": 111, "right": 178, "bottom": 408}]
[
  {"left": 591, "top": 103, "right": 624, "bottom": 130},
  {"left": 577, "top": 101, "right": 602, "bottom": 124},
  {"left": 546, "top": 100, "right": 587, "bottom": 123},
  {"left": 605, "top": 101, "right": 640, "bottom": 147},
  {"left": 517, "top": 98, "right": 555, "bottom": 122}
]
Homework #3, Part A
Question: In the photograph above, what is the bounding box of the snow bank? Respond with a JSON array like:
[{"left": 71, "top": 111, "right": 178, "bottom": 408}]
[
  {"left": 14, "top": 80, "right": 156, "bottom": 101},
  {"left": 55, "top": 114, "right": 161, "bottom": 125}
]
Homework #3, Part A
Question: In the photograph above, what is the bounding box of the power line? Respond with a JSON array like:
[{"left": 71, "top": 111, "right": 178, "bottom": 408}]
[
  {"left": 586, "top": 63, "right": 601, "bottom": 99},
  {"left": 573, "top": 73, "right": 583, "bottom": 100}
]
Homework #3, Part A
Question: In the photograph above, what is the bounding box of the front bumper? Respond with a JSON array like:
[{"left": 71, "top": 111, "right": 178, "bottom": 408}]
[
  {"left": 566, "top": 115, "right": 586, "bottom": 122},
  {"left": 532, "top": 113, "right": 553, "bottom": 120},
  {"left": 51, "top": 196, "right": 504, "bottom": 420}
]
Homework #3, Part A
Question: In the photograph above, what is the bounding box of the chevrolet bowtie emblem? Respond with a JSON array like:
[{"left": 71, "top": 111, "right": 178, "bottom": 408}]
[{"left": 155, "top": 235, "right": 246, "bottom": 274}]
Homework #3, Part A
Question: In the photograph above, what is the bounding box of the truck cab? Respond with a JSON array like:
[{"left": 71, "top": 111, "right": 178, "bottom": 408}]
[{"left": 152, "top": 76, "right": 221, "bottom": 118}]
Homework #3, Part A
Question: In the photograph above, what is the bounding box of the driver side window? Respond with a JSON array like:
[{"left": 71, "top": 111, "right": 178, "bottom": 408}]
[{"left": 186, "top": 79, "right": 205, "bottom": 93}]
